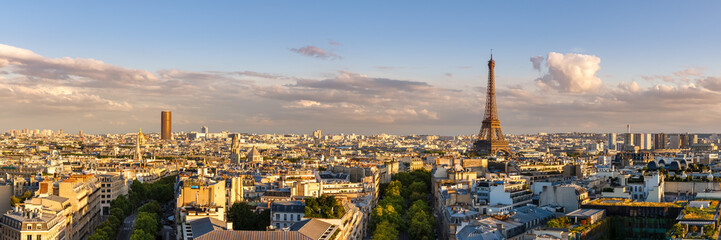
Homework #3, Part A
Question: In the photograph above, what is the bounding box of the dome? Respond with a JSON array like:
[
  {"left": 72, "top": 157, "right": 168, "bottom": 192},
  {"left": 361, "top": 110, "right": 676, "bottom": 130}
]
[
  {"left": 669, "top": 161, "right": 681, "bottom": 171},
  {"left": 678, "top": 159, "right": 688, "bottom": 170},
  {"left": 647, "top": 161, "right": 659, "bottom": 170}
]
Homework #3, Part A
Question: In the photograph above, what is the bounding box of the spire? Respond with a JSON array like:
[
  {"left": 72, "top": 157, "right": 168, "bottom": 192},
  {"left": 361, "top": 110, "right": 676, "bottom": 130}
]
[{"left": 475, "top": 50, "right": 510, "bottom": 156}]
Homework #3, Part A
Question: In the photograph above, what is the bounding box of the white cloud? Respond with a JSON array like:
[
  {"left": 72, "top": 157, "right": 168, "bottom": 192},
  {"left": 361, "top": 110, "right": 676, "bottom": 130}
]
[
  {"left": 4, "top": 42, "right": 721, "bottom": 134},
  {"left": 618, "top": 81, "right": 641, "bottom": 93},
  {"left": 0, "top": 44, "right": 157, "bottom": 88},
  {"left": 535, "top": 52, "right": 602, "bottom": 93}
]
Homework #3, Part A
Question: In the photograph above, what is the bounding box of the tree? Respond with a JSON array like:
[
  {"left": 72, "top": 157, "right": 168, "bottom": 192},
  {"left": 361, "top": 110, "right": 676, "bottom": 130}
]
[
  {"left": 106, "top": 215, "right": 121, "bottom": 229},
  {"left": 391, "top": 173, "right": 414, "bottom": 190},
  {"left": 97, "top": 224, "right": 114, "bottom": 238},
  {"left": 385, "top": 180, "right": 402, "bottom": 196},
  {"left": 138, "top": 200, "right": 162, "bottom": 216},
  {"left": 409, "top": 192, "right": 427, "bottom": 203},
  {"left": 129, "top": 229, "right": 154, "bottom": 240},
  {"left": 378, "top": 195, "right": 405, "bottom": 215},
  {"left": 88, "top": 229, "right": 111, "bottom": 240},
  {"left": 304, "top": 195, "right": 345, "bottom": 218},
  {"left": 410, "top": 169, "right": 432, "bottom": 190},
  {"left": 408, "top": 181, "right": 427, "bottom": 202},
  {"left": 9, "top": 196, "right": 20, "bottom": 207},
  {"left": 672, "top": 223, "right": 686, "bottom": 237},
  {"left": 129, "top": 180, "right": 147, "bottom": 204},
  {"left": 111, "top": 195, "right": 132, "bottom": 215},
  {"left": 408, "top": 210, "right": 433, "bottom": 240},
  {"left": 256, "top": 208, "right": 271, "bottom": 230},
  {"left": 110, "top": 208, "right": 125, "bottom": 221},
  {"left": 371, "top": 205, "right": 404, "bottom": 231},
  {"left": 703, "top": 224, "right": 714, "bottom": 238},
  {"left": 21, "top": 191, "right": 31, "bottom": 200},
  {"left": 407, "top": 200, "right": 432, "bottom": 221},
  {"left": 135, "top": 212, "right": 159, "bottom": 235},
  {"left": 407, "top": 200, "right": 434, "bottom": 240},
  {"left": 547, "top": 217, "right": 570, "bottom": 229},
  {"left": 372, "top": 220, "right": 399, "bottom": 240},
  {"left": 228, "top": 202, "right": 260, "bottom": 230}
]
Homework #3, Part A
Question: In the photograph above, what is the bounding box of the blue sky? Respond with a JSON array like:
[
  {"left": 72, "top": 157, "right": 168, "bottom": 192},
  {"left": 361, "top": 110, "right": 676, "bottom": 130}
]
[{"left": 1, "top": 1, "right": 720, "bottom": 135}]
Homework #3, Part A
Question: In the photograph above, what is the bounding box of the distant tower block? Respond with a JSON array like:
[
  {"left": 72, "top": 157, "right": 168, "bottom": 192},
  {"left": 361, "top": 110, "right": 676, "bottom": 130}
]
[
  {"left": 161, "top": 111, "right": 172, "bottom": 140},
  {"left": 474, "top": 51, "right": 511, "bottom": 156}
]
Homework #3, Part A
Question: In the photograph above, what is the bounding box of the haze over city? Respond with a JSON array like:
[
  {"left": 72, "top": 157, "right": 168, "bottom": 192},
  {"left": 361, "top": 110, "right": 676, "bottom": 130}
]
[
  {"left": 1, "top": 1, "right": 720, "bottom": 135},
  {"left": 5, "top": 2, "right": 721, "bottom": 240}
]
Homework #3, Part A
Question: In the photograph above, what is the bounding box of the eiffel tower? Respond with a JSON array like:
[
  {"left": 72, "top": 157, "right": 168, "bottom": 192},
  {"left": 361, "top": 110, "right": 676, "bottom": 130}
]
[{"left": 474, "top": 51, "right": 511, "bottom": 156}]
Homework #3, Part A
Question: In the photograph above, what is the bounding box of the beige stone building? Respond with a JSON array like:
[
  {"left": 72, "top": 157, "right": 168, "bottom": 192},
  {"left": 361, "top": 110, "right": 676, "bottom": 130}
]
[
  {"left": 177, "top": 178, "right": 226, "bottom": 219},
  {"left": 57, "top": 175, "right": 101, "bottom": 240},
  {"left": 98, "top": 173, "right": 124, "bottom": 216},
  {"left": 0, "top": 196, "right": 71, "bottom": 240}
]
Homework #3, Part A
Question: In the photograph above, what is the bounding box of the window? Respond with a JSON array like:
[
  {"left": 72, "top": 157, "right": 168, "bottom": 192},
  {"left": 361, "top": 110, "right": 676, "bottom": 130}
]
[
  {"left": 27, "top": 235, "right": 32, "bottom": 240},
  {"left": 36, "top": 235, "right": 41, "bottom": 240},
  {"left": 276, "top": 214, "right": 280, "bottom": 220},
  {"left": 27, "top": 224, "right": 31, "bottom": 230}
]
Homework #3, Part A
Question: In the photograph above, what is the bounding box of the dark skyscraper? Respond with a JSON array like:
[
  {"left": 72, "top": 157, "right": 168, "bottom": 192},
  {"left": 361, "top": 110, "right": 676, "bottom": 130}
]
[
  {"left": 474, "top": 52, "right": 511, "bottom": 156},
  {"left": 161, "top": 111, "right": 172, "bottom": 140},
  {"left": 654, "top": 133, "right": 667, "bottom": 149}
]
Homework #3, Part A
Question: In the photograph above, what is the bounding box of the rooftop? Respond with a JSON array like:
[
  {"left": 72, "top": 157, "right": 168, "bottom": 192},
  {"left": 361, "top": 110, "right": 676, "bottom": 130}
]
[
  {"left": 586, "top": 198, "right": 684, "bottom": 208},
  {"left": 566, "top": 209, "right": 604, "bottom": 218},
  {"left": 678, "top": 200, "right": 719, "bottom": 221}
]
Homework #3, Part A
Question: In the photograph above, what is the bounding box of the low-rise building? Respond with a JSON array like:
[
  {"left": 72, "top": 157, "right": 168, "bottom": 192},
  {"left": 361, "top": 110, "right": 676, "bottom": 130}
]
[{"left": 271, "top": 201, "right": 305, "bottom": 229}]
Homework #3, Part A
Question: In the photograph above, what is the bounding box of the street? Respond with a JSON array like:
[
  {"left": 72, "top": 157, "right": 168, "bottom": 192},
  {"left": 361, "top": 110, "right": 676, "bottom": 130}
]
[{"left": 117, "top": 212, "right": 138, "bottom": 240}]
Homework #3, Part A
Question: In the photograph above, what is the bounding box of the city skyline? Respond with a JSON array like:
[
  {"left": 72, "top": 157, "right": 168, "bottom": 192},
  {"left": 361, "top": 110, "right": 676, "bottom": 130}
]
[{"left": 2, "top": 1, "right": 721, "bottom": 135}]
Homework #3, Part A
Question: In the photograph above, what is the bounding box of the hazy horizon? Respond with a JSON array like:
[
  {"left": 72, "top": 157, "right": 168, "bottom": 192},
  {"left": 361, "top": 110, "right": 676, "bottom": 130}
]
[{"left": 2, "top": 1, "right": 720, "bottom": 135}]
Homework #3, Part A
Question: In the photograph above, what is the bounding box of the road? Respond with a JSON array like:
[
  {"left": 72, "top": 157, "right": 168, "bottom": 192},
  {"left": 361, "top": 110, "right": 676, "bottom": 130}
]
[{"left": 117, "top": 211, "right": 138, "bottom": 240}]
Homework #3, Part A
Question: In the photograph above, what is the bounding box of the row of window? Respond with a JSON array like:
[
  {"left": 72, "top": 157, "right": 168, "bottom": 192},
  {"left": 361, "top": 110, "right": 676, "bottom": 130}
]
[
  {"left": 26, "top": 235, "right": 41, "bottom": 240},
  {"left": 26, "top": 223, "right": 43, "bottom": 231},
  {"left": 274, "top": 213, "right": 302, "bottom": 221}
]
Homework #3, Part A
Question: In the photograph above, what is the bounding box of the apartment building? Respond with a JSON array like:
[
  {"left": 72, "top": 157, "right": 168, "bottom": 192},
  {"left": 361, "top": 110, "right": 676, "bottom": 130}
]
[
  {"left": 57, "top": 175, "right": 101, "bottom": 240},
  {"left": 474, "top": 173, "right": 533, "bottom": 210},
  {"left": 0, "top": 196, "right": 71, "bottom": 240},
  {"left": 97, "top": 173, "right": 124, "bottom": 216},
  {"left": 270, "top": 201, "right": 305, "bottom": 229}
]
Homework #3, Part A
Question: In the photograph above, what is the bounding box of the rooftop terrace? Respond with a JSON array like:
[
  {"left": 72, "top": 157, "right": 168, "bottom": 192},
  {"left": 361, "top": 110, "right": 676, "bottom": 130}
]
[{"left": 586, "top": 198, "right": 685, "bottom": 208}]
